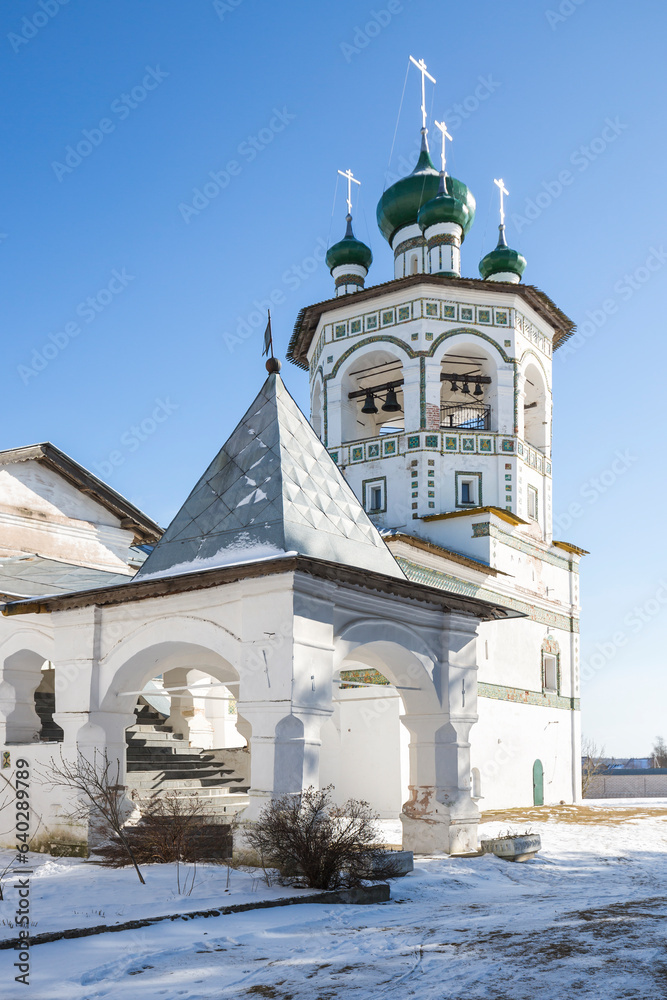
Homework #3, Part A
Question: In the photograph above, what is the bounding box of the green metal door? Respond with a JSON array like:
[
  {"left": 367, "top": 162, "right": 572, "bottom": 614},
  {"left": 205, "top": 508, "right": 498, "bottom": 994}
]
[{"left": 533, "top": 759, "right": 544, "bottom": 806}]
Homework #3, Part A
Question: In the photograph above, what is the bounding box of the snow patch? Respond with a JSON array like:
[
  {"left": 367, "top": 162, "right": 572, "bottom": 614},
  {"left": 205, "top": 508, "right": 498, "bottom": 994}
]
[{"left": 136, "top": 537, "right": 294, "bottom": 581}]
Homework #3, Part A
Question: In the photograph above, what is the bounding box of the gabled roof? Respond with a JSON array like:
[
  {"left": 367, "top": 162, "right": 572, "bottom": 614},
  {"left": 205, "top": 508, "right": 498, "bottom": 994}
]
[
  {"left": 134, "top": 372, "right": 405, "bottom": 581},
  {"left": 0, "top": 443, "right": 161, "bottom": 544},
  {"left": 287, "top": 273, "right": 575, "bottom": 370}
]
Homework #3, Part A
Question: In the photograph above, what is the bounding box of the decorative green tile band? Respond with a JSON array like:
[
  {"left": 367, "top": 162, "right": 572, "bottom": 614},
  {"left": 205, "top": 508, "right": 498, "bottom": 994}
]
[
  {"left": 395, "top": 557, "right": 580, "bottom": 633},
  {"left": 478, "top": 682, "right": 579, "bottom": 712}
]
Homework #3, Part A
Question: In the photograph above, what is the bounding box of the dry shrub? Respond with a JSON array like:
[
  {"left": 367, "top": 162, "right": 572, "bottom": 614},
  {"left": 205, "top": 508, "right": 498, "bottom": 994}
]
[
  {"left": 244, "top": 785, "right": 401, "bottom": 890},
  {"left": 94, "top": 792, "right": 233, "bottom": 868}
]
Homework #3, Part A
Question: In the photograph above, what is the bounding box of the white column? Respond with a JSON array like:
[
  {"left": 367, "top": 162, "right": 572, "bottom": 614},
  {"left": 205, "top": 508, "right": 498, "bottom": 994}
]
[{"left": 400, "top": 612, "right": 480, "bottom": 854}]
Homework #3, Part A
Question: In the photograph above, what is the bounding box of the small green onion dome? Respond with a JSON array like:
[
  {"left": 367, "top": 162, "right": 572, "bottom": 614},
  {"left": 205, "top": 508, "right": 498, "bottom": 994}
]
[
  {"left": 325, "top": 215, "right": 373, "bottom": 272},
  {"left": 479, "top": 225, "right": 527, "bottom": 281},
  {"left": 377, "top": 132, "right": 476, "bottom": 244},
  {"left": 418, "top": 172, "right": 473, "bottom": 234}
]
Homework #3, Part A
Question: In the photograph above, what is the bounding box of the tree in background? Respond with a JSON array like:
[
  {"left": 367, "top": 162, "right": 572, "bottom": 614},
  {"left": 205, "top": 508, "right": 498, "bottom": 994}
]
[
  {"left": 581, "top": 737, "right": 607, "bottom": 796},
  {"left": 652, "top": 736, "right": 667, "bottom": 768}
]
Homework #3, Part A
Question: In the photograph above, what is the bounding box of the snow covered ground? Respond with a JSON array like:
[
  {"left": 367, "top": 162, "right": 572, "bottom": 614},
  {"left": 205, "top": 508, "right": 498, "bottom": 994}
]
[{"left": 2, "top": 799, "right": 667, "bottom": 999}]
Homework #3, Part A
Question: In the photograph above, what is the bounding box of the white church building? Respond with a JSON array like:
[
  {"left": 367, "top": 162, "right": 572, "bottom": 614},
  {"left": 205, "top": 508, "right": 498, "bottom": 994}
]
[{"left": 0, "top": 66, "right": 585, "bottom": 855}]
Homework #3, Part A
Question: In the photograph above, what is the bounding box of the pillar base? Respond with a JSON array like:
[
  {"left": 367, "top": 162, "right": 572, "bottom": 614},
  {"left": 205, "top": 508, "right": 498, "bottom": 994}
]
[{"left": 400, "top": 812, "right": 479, "bottom": 855}]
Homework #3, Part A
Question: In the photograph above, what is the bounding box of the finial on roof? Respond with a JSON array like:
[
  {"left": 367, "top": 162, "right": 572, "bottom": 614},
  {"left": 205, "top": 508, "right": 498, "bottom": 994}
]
[{"left": 266, "top": 357, "right": 282, "bottom": 373}]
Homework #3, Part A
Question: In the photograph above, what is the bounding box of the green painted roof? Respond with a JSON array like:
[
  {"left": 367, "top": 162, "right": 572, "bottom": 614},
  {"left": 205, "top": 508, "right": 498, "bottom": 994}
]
[
  {"left": 479, "top": 225, "right": 527, "bottom": 280},
  {"left": 377, "top": 132, "right": 475, "bottom": 244},
  {"left": 418, "top": 173, "right": 473, "bottom": 233},
  {"left": 325, "top": 216, "right": 373, "bottom": 272}
]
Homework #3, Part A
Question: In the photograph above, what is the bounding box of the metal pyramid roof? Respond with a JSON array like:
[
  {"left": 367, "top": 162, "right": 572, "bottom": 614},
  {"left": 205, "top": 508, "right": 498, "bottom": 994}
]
[{"left": 134, "top": 373, "right": 404, "bottom": 581}]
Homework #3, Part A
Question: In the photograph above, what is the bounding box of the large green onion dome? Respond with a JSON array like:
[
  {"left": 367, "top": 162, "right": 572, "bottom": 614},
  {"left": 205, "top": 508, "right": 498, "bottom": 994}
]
[
  {"left": 377, "top": 133, "right": 476, "bottom": 244},
  {"left": 325, "top": 215, "right": 373, "bottom": 272},
  {"left": 479, "top": 224, "right": 527, "bottom": 281},
  {"left": 418, "top": 172, "right": 474, "bottom": 234}
]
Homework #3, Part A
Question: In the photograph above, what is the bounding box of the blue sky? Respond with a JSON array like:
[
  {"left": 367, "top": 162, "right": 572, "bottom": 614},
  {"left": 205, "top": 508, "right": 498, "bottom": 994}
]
[{"left": 2, "top": 0, "right": 665, "bottom": 755}]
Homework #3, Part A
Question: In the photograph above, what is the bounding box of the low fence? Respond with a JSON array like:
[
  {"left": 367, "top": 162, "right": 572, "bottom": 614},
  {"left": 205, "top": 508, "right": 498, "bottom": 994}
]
[{"left": 585, "top": 769, "right": 667, "bottom": 798}]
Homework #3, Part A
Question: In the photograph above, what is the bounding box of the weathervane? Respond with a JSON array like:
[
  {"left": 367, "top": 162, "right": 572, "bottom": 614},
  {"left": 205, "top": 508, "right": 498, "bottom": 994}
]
[
  {"left": 337, "top": 168, "right": 361, "bottom": 216},
  {"left": 409, "top": 55, "right": 436, "bottom": 131},
  {"left": 434, "top": 119, "right": 452, "bottom": 176},
  {"left": 494, "top": 177, "right": 509, "bottom": 226}
]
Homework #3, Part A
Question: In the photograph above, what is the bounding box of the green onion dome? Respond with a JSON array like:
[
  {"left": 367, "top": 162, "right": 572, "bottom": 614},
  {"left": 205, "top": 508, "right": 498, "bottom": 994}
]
[
  {"left": 418, "top": 172, "right": 473, "bottom": 234},
  {"left": 325, "top": 215, "right": 373, "bottom": 272},
  {"left": 377, "top": 132, "right": 476, "bottom": 244},
  {"left": 479, "top": 225, "right": 527, "bottom": 281}
]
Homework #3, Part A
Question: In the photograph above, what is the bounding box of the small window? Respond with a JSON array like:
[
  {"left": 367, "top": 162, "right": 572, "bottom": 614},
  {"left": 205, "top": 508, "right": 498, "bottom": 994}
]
[
  {"left": 543, "top": 654, "right": 558, "bottom": 692},
  {"left": 471, "top": 767, "right": 482, "bottom": 800},
  {"left": 458, "top": 477, "right": 478, "bottom": 506},
  {"left": 527, "top": 485, "right": 538, "bottom": 520},
  {"left": 363, "top": 478, "right": 386, "bottom": 514},
  {"left": 410, "top": 254, "right": 419, "bottom": 275}
]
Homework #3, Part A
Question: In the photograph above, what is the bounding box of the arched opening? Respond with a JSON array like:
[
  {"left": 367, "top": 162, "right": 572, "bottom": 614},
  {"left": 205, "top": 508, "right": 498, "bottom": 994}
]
[
  {"left": 103, "top": 640, "right": 249, "bottom": 820},
  {"left": 324, "top": 631, "right": 437, "bottom": 824},
  {"left": 311, "top": 380, "right": 323, "bottom": 441},
  {"left": 1, "top": 649, "right": 48, "bottom": 744},
  {"left": 410, "top": 254, "right": 419, "bottom": 275},
  {"left": 34, "top": 663, "right": 64, "bottom": 742},
  {"left": 523, "top": 362, "right": 549, "bottom": 452},
  {"left": 341, "top": 349, "right": 405, "bottom": 443},
  {"left": 440, "top": 342, "right": 498, "bottom": 431},
  {"left": 471, "top": 767, "right": 482, "bottom": 800},
  {"left": 321, "top": 658, "right": 409, "bottom": 821}
]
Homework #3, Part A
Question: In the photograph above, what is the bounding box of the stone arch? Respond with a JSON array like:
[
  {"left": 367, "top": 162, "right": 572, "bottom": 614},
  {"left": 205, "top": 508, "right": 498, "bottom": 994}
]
[
  {"left": 436, "top": 337, "right": 502, "bottom": 434},
  {"left": 334, "top": 618, "right": 440, "bottom": 714},
  {"left": 522, "top": 359, "right": 550, "bottom": 451},
  {"left": 428, "top": 327, "right": 512, "bottom": 365},
  {"left": 0, "top": 630, "right": 55, "bottom": 744},
  {"left": 98, "top": 614, "right": 242, "bottom": 714},
  {"left": 339, "top": 345, "right": 410, "bottom": 443},
  {"left": 311, "top": 375, "right": 324, "bottom": 441}
]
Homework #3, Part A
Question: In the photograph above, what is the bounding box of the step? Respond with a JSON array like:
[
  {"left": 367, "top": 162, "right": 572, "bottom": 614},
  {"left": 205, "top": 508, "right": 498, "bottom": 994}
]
[
  {"left": 126, "top": 771, "right": 247, "bottom": 791},
  {"left": 125, "top": 724, "right": 176, "bottom": 735}
]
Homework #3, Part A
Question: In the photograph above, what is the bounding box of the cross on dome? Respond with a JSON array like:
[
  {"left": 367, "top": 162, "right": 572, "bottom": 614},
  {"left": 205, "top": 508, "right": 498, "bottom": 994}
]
[
  {"left": 494, "top": 177, "right": 509, "bottom": 226},
  {"left": 434, "top": 119, "right": 452, "bottom": 175},
  {"left": 409, "top": 55, "right": 436, "bottom": 131},
  {"left": 337, "top": 168, "right": 361, "bottom": 216}
]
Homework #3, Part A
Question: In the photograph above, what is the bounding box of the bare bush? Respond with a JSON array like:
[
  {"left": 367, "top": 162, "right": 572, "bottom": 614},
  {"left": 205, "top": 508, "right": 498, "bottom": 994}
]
[
  {"left": 40, "top": 749, "right": 145, "bottom": 884},
  {"left": 95, "top": 792, "right": 233, "bottom": 889},
  {"left": 244, "top": 785, "right": 401, "bottom": 890},
  {"left": 581, "top": 737, "right": 607, "bottom": 796}
]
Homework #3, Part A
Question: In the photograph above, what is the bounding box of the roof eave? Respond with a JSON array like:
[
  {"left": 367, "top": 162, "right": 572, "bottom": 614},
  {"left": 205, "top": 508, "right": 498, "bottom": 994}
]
[
  {"left": 1, "top": 553, "right": 521, "bottom": 622},
  {"left": 287, "top": 274, "right": 575, "bottom": 370},
  {"left": 0, "top": 442, "right": 162, "bottom": 544}
]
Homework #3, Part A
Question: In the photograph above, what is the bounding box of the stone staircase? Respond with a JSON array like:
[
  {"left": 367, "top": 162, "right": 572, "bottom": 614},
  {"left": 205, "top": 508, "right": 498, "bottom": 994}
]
[{"left": 125, "top": 703, "right": 250, "bottom": 820}]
